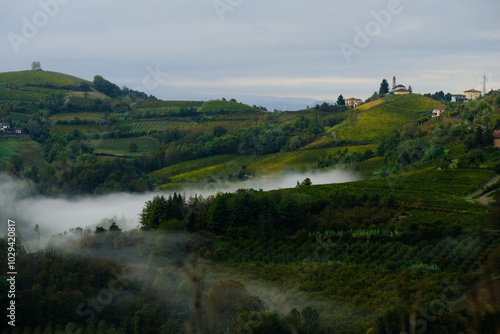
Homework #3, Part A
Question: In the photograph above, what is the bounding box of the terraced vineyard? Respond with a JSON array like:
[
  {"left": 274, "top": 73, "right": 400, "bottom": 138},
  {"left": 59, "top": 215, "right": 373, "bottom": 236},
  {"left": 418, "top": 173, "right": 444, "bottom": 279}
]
[
  {"left": 90, "top": 136, "right": 159, "bottom": 154},
  {"left": 51, "top": 124, "right": 102, "bottom": 134},
  {"left": 10, "top": 112, "right": 31, "bottom": 123},
  {"left": 49, "top": 112, "right": 107, "bottom": 122}
]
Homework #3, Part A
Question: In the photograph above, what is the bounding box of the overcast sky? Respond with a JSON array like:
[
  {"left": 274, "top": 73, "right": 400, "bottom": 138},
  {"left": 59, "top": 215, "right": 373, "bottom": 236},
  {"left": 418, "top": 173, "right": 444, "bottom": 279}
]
[{"left": 1, "top": 0, "right": 499, "bottom": 107}]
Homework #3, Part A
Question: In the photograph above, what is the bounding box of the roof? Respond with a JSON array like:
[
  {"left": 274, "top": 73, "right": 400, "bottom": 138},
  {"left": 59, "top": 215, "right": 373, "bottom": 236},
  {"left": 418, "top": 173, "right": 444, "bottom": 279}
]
[
  {"left": 494, "top": 130, "right": 500, "bottom": 139},
  {"left": 464, "top": 89, "right": 481, "bottom": 93},
  {"left": 434, "top": 106, "right": 446, "bottom": 111},
  {"left": 346, "top": 97, "right": 361, "bottom": 101}
]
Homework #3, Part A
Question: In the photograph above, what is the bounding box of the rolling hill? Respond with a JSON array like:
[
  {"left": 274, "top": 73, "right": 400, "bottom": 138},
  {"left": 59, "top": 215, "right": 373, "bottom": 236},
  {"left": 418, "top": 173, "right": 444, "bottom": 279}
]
[{"left": 337, "top": 94, "right": 443, "bottom": 142}]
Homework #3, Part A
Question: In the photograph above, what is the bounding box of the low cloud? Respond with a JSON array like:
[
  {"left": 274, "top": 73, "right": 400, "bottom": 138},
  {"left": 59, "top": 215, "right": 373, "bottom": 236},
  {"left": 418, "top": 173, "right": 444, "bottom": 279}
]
[{"left": 0, "top": 169, "right": 358, "bottom": 248}]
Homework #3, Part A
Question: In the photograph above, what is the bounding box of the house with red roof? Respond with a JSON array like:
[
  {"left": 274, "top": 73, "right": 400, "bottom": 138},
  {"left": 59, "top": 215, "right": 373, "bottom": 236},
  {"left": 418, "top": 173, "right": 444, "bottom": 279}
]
[
  {"left": 464, "top": 89, "right": 481, "bottom": 100},
  {"left": 345, "top": 97, "right": 362, "bottom": 108}
]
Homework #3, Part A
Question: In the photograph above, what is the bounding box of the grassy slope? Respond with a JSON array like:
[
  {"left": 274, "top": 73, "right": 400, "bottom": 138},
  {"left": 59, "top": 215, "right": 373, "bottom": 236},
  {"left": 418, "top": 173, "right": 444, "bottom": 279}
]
[
  {"left": 337, "top": 94, "right": 443, "bottom": 142},
  {"left": 0, "top": 70, "right": 92, "bottom": 102},
  {"left": 0, "top": 70, "right": 90, "bottom": 86},
  {"left": 0, "top": 136, "right": 45, "bottom": 169}
]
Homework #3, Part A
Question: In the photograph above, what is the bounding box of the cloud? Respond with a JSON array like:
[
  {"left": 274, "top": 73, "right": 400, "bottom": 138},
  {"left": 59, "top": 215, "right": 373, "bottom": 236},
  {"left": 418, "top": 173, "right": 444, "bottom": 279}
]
[
  {"left": 476, "top": 30, "right": 500, "bottom": 41},
  {"left": 1, "top": 0, "right": 499, "bottom": 103}
]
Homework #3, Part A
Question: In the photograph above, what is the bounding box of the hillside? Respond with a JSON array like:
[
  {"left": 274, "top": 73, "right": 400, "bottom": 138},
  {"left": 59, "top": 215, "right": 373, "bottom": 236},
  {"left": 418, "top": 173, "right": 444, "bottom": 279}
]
[
  {"left": 337, "top": 94, "right": 443, "bottom": 142},
  {"left": 1, "top": 70, "right": 500, "bottom": 333},
  {"left": 0, "top": 69, "right": 499, "bottom": 195},
  {"left": 0, "top": 70, "right": 91, "bottom": 87}
]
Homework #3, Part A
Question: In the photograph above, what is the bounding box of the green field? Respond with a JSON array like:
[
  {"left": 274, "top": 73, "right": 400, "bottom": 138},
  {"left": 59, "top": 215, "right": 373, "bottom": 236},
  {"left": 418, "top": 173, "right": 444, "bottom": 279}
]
[
  {"left": 0, "top": 136, "right": 45, "bottom": 169},
  {"left": 90, "top": 136, "right": 159, "bottom": 155},
  {"left": 337, "top": 94, "right": 443, "bottom": 142}
]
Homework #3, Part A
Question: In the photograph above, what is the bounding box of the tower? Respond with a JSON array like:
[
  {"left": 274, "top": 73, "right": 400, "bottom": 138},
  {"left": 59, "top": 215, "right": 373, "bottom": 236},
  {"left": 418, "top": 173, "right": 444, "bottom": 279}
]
[
  {"left": 392, "top": 76, "right": 396, "bottom": 90},
  {"left": 482, "top": 74, "right": 488, "bottom": 95}
]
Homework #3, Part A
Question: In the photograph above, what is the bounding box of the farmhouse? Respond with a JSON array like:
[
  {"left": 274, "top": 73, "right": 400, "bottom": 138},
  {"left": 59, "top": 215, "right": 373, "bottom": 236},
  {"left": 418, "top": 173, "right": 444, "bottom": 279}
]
[
  {"left": 464, "top": 89, "right": 481, "bottom": 100},
  {"left": 345, "top": 97, "right": 362, "bottom": 108},
  {"left": 494, "top": 130, "right": 500, "bottom": 149},
  {"left": 451, "top": 94, "right": 470, "bottom": 103},
  {"left": 0, "top": 123, "right": 22, "bottom": 135},
  {"left": 432, "top": 106, "right": 446, "bottom": 118}
]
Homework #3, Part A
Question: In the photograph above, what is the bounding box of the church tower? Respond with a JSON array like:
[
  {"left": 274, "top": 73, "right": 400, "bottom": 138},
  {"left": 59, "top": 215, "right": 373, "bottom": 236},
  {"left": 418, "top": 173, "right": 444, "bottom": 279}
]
[{"left": 392, "top": 76, "right": 396, "bottom": 90}]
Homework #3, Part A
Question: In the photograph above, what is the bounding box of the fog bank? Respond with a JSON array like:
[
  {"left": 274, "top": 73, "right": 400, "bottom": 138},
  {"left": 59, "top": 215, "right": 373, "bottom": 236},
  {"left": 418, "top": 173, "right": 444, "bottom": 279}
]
[{"left": 0, "top": 169, "right": 359, "bottom": 248}]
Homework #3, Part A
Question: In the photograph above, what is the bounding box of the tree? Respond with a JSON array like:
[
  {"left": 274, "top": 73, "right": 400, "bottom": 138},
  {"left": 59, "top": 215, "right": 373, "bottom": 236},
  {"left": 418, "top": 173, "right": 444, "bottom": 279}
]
[
  {"left": 379, "top": 79, "right": 389, "bottom": 95},
  {"left": 300, "top": 178, "right": 312, "bottom": 186},
  {"left": 337, "top": 95, "right": 345, "bottom": 106},
  {"left": 408, "top": 85, "right": 413, "bottom": 93},
  {"left": 139, "top": 195, "right": 169, "bottom": 229},
  {"left": 109, "top": 221, "right": 122, "bottom": 233}
]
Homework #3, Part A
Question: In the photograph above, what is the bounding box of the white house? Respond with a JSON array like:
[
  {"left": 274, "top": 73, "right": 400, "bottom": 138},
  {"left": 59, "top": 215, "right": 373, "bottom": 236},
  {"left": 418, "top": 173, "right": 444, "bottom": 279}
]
[{"left": 432, "top": 106, "right": 446, "bottom": 118}]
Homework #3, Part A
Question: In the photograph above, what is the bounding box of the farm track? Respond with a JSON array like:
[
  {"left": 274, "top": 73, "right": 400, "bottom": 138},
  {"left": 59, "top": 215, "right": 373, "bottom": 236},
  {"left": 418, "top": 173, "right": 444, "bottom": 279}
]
[{"left": 465, "top": 174, "right": 500, "bottom": 206}]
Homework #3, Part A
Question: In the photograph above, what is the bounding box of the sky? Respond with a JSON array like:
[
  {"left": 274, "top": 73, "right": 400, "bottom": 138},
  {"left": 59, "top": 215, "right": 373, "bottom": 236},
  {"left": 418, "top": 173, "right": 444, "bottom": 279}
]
[{"left": 1, "top": 0, "right": 500, "bottom": 109}]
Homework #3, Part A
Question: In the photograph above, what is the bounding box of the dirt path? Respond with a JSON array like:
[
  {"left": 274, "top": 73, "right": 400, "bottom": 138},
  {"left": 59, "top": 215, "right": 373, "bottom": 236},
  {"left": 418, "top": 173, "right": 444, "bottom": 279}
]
[{"left": 466, "top": 174, "right": 500, "bottom": 206}]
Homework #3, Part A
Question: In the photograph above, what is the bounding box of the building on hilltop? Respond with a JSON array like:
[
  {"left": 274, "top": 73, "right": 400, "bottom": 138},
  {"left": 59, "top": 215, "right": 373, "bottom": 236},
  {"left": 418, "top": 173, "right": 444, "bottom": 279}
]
[
  {"left": 31, "top": 62, "right": 42, "bottom": 71},
  {"left": 345, "top": 97, "right": 362, "bottom": 108},
  {"left": 464, "top": 89, "right": 481, "bottom": 100},
  {"left": 392, "top": 76, "right": 410, "bottom": 95}
]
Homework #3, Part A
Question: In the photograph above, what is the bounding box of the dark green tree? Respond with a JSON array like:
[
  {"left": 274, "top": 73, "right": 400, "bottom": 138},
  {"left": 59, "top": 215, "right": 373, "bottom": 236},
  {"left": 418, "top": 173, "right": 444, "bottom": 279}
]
[
  {"left": 379, "top": 79, "right": 389, "bottom": 95},
  {"left": 337, "top": 95, "right": 345, "bottom": 106},
  {"left": 139, "top": 195, "right": 170, "bottom": 230}
]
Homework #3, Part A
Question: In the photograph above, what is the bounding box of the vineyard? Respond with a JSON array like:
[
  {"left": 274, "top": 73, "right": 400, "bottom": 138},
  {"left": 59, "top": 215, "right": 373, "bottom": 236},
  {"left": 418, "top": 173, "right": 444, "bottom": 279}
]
[
  {"left": 10, "top": 112, "right": 31, "bottom": 123},
  {"left": 337, "top": 94, "right": 443, "bottom": 142},
  {"left": 130, "top": 120, "right": 197, "bottom": 133},
  {"left": 51, "top": 124, "right": 102, "bottom": 134},
  {"left": 49, "top": 112, "right": 107, "bottom": 122},
  {"left": 90, "top": 136, "right": 159, "bottom": 154},
  {"left": 134, "top": 100, "right": 204, "bottom": 109}
]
